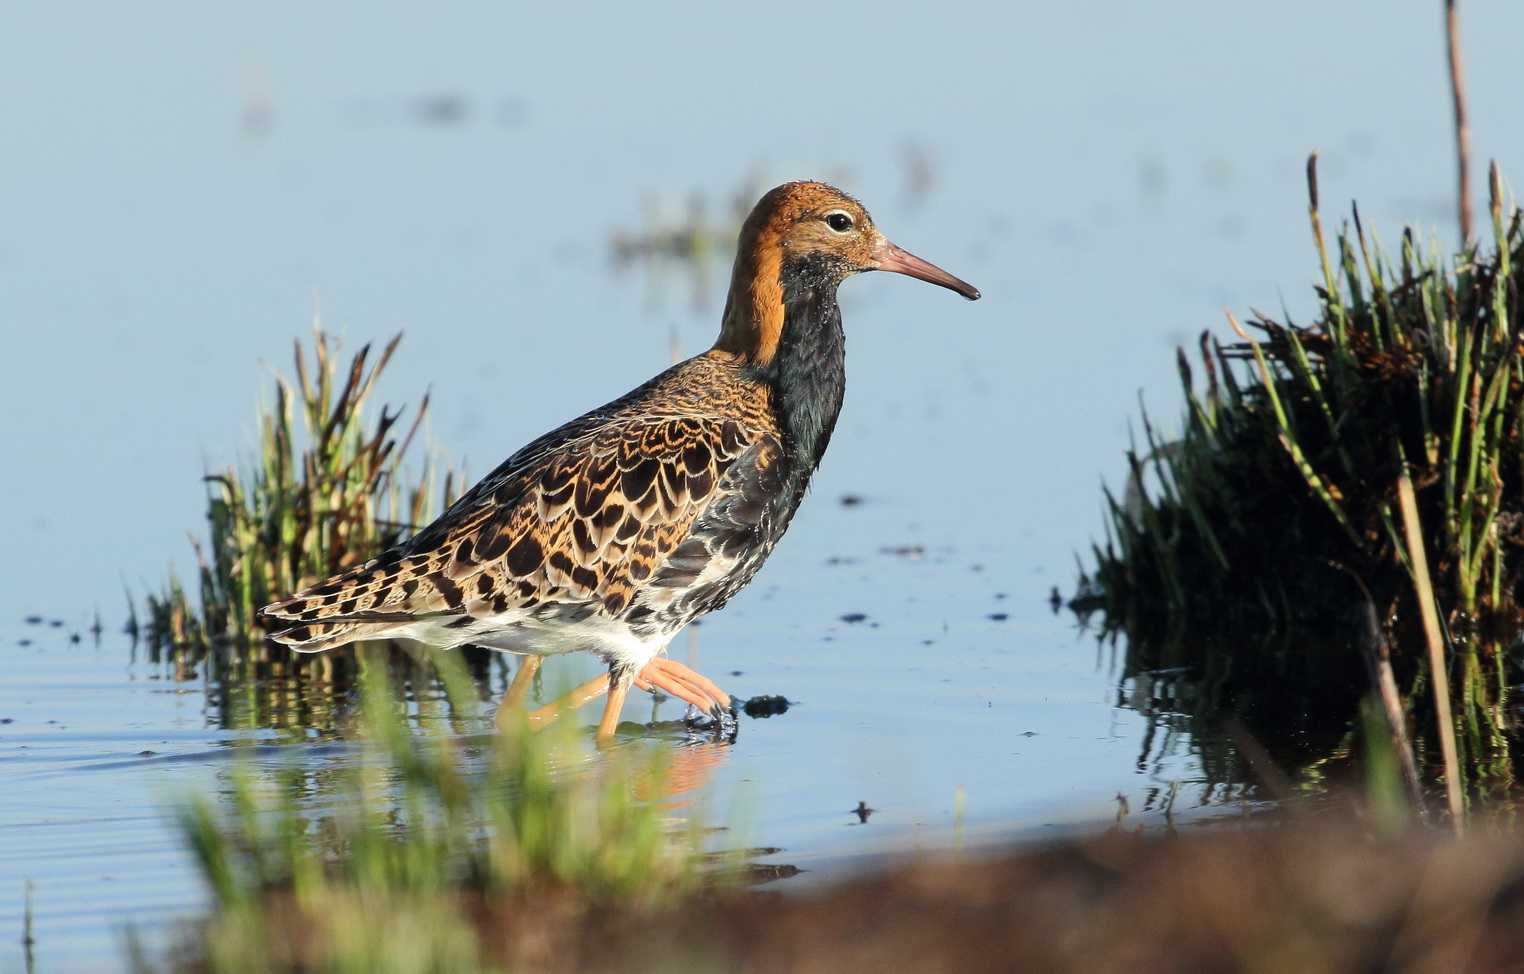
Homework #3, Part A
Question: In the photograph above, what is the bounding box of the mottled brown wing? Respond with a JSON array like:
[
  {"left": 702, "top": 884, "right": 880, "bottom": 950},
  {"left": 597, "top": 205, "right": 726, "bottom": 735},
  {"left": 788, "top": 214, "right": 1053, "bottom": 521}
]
[{"left": 261, "top": 414, "right": 764, "bottom": 642}]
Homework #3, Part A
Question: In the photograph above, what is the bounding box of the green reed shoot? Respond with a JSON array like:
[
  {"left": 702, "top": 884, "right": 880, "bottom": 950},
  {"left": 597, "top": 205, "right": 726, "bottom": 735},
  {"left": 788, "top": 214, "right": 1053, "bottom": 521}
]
[{"left": 141, "top": 325, "right": 461, "bottom": 662}]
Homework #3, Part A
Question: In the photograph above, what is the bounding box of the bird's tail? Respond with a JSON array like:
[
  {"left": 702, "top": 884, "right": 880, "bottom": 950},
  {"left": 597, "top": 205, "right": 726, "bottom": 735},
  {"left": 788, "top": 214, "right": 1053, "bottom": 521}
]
[
  {"left": 262, "top": 616, "right": 407, "bottom": 654},
  {"left": 260, "top": 554, "right": 429, "bottom": 653}
]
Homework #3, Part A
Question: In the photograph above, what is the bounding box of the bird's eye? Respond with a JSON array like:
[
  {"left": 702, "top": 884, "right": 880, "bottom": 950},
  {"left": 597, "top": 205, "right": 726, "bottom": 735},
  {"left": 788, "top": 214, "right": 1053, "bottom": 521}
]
[{"left": 825, "top": 212, "right": 854, "bottom": 233}]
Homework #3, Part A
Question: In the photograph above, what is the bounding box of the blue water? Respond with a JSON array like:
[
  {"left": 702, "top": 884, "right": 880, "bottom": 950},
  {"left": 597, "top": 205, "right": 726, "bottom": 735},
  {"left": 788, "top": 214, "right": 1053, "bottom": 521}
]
[{"left": 4, "top": 1, "right": 1524, "bottom": 969}]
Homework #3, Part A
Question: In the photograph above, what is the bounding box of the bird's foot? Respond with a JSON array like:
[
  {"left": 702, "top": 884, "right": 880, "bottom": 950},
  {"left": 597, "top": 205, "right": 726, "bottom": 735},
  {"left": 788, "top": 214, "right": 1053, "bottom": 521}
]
[
  {"left": 634, "top": 656, "right": 733, "bottom": 719},
  {"left": 680, "top": 701, "right": 739, "bottom": 743}
]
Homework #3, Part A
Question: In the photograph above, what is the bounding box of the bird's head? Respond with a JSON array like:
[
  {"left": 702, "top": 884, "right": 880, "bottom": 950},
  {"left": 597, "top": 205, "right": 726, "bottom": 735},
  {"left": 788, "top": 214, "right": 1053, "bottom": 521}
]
[{"left": 714, "top": 181, "right": 979, "bottom": 364}]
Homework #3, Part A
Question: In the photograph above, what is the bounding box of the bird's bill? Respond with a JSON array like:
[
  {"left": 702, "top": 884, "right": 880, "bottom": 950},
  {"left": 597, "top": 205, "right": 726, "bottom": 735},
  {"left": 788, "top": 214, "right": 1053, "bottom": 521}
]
[{"left": 874, "top": 241, "right": 981, "bottom": 300}]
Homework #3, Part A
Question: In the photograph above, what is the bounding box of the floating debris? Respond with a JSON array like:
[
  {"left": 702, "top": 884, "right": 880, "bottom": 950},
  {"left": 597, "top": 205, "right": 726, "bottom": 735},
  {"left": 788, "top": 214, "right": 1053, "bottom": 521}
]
[{"left": 741, "top": 695, "right": 791, "bottom": 719}]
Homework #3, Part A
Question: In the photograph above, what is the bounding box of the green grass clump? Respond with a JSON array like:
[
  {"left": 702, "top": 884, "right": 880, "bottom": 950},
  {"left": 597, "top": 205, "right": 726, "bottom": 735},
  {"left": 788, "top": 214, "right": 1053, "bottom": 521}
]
[
  {"left": 135, "top": 326, "right": 463, "bottom": 720},
  {"left": 1086, "top": 159, "right": 1524, "bottom": 783},
  {"left": 177, "top": 656, "right": 710, "bottom": 974}
]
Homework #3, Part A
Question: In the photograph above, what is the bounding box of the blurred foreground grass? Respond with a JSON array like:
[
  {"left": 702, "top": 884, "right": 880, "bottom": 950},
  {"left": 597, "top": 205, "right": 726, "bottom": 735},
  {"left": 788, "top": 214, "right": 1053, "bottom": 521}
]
[
  {"left": 164, "top": 762, "right": 1524, "bottom": 974},
  {"left": 169, "top": 655, "right": 715, "bottom": 974}
]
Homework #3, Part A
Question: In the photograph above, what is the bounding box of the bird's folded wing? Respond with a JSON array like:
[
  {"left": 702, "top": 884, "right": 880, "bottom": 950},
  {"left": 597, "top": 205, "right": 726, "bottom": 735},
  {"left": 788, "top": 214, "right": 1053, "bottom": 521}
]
[{"left": 261, "top": 414, "right": 771, "bottom": 637}]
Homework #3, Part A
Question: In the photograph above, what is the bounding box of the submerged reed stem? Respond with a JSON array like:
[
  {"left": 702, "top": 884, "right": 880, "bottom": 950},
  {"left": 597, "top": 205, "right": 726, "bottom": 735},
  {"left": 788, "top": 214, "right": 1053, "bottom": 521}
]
[{"left": 1398, "top": 468, "right": 1464, "bottom": 831}]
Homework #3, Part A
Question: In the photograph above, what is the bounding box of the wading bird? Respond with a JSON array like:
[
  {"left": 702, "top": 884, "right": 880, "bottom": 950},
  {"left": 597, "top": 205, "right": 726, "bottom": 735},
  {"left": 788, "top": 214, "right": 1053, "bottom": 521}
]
[{"left": 261, "top": 181, "right": 979, "bottom": 741}]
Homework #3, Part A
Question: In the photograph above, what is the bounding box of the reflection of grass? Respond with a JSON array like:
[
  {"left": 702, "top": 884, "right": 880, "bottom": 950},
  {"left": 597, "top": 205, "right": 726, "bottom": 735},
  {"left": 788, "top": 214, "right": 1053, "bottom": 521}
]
[
  {"left": 1109, "top": 625, "right": 1372, "bottom": 809},
  {"left": 136, "top": 326, "right": 463, "bottom": 722},
  {"left": 1086, "top": 159, "right": 1524, "bottom": 790},
  {"left": 177, "top": 655, "right": 710, "bottom": 973},
  {"left": 608, "top": 177, "right": 766, "bottom": 315},
  {"left": 609, "top": 179, "right": 762, "bottom": 267}
]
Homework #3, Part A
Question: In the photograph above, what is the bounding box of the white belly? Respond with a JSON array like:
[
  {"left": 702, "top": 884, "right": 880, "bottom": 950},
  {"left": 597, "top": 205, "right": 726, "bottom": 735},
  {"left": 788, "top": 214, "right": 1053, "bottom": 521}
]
[{"left": 397, "top": 609, "right": 671, "bottom": 674}]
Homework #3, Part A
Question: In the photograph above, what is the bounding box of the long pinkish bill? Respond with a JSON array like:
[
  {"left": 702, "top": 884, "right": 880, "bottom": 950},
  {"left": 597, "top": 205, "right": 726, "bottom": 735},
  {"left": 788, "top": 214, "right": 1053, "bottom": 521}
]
[{"left": 875, "top": 241, "right": 981, "bottom": 300}]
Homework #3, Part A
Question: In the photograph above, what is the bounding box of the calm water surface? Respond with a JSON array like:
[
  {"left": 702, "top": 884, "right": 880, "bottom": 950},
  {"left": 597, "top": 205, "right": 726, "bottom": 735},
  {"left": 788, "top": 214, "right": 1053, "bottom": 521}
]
[{"left": 5, "top": 1, "right": 1524, "bottom": 969}]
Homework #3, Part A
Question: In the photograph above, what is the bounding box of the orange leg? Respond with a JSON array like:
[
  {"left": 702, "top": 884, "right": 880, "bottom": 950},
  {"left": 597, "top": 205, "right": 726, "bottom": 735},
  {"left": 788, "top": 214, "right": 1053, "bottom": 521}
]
[
  {"left": 596, "top": 676, "right": 631, "bottom": 743},
  {"left": 526, "top": 671, "right": 612, "bottom": 727},
  {"left": 494, "top": 655, "right": 543, "bottom": 733},
  {"left": 524, "top": 669, "right": 628, "bottom": 742}
]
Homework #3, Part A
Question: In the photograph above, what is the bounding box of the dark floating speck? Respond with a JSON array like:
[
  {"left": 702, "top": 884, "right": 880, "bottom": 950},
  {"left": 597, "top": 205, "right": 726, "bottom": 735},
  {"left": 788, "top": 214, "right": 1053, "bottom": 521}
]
[
  {"left": 139, "top": 750, "right": 156, "bottom": 757},
  {"left": 24, "top": 616, "right": 41, "bottom": 625},
  {"left": 839, "top": 493, "right": 863, "bottom": 506},
  {"left": 49, "top": 619, "right": 63, "bottom": 627},
  {"left": 730, "top": 670, "right": 744, "bottom": 677},
  {"left": 19, "top": 639, "right": 31, "bottom": 647},
  {"left": 840, "top": 612, "right": 867, "bottom": 624},
  {"left": 1020, "top": 730, "right": 1038, "bottom": 737},
  {"left": 0, "top": 718, "right": 12, "bottom": 724},
  {"left": 989, "top": 613, "right": 1009, "bottom": 621},
  {"left": 742, "top": 695, "right": 791, "bottom": 718}
]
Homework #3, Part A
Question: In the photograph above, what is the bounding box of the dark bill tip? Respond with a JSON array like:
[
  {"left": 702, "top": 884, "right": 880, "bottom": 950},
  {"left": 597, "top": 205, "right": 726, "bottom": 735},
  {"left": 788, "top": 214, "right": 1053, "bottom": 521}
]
[{"left": 875, "top": 241, "right": 981, "bottom": 300}]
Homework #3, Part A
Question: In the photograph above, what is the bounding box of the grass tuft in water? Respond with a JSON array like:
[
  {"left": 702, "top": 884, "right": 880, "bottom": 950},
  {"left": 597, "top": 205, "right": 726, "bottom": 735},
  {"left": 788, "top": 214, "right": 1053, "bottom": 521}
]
[
  {"left": 136, "top": 325, "right": 464, "bottom": 719},
  {"left": 1085, "top": 158, "right": 1524, "bottom": 789},
  {"left": 176, "top": 654, "right": 711, "bottom": 973}
]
